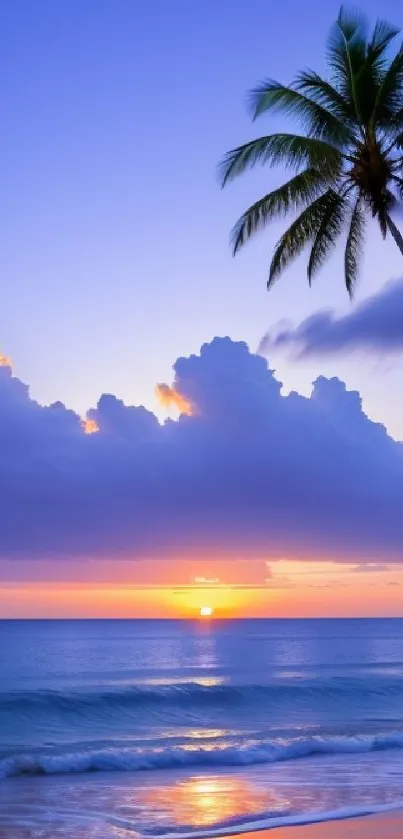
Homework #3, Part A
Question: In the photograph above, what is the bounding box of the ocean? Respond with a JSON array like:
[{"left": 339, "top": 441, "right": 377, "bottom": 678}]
[{"left": 1, "top": 618, "right": 403, "bottom": 838}]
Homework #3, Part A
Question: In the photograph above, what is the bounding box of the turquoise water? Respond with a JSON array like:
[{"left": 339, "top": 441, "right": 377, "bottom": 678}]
[{"left": 1, "top": 618, "right": 403, "bottom": 837}]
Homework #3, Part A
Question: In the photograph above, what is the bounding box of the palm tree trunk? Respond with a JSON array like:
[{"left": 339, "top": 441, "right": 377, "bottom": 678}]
[{"left": 386, "top": 213, "right": 403, "bottom": 256}]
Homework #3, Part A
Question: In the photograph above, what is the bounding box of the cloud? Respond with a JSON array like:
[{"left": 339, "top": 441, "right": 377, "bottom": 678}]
[
  {"left": 259, "top": 280, "right": 403, "bottom": 358},
  {"left": 155, "top": 383, "right": 193, "bottom": 415},
  {"left": 0, "top": 350, "right": 12, "bottom": 368},
  {"left": 353, "top": 563, "right": 391, "bottom": 573},
  {"left": 0, "top": 337, "right": 403, "bottom": 564},
  {"left": 194, "top": 577, "right": 220, "bottom": 584},
  {"left": 82, "top": 416, "right": 99, "bottom": 434}
]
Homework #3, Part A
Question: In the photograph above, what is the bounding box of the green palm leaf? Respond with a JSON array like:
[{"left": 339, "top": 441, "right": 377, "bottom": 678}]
[
  {"left": 327, "top": 7, "right": 367, "bottom": 85},
  {"left": 344, "top": 195, "right": 365, "bottom": 296},
  {"left": 366, "top": 19, "right": 400, "bottom": 82},
  {"left": 327, "top": 8, "right": 368, "bottom": 124},
  {"left": 353, "top": 20, "right": 400, "bottom": 124},
  {"left": 268, "top": 191, "right": 339, "bottom": 287},
  {"left": 219, "top": 134, "right": 341, "bottom": 186},
  {"left": 295, "top": 70, "right": 353, "bottom": 123},
  {"left": 307, "top": 191, "right": 348, "bottom": 283},
  {"left": 231, "top": 169, "right": 330, "bottom": 254},
  {"left": 371, "top": 46, "right": 403, "bottom": 123},
  {"left": 248, "top": 80, "right": 350, "bottom": 144},
  {"left": 386, "top": 212, "right": 403, "bottom": 255},
  {"left": 369, "top": 18, "right": 400, "bottom": 55}
]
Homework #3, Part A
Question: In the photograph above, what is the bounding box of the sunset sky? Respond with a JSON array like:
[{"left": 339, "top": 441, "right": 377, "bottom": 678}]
[
  {"left": 3, "top": 561, "right": 403, "bottom": 619},
  {"left": 2, "top": 0, "right": 403, "bottom": 618}
]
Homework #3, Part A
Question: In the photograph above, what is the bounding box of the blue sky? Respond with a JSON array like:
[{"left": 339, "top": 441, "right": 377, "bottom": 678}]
[{"left": 1, "top": 0, "right": 403, "bottom": 438}]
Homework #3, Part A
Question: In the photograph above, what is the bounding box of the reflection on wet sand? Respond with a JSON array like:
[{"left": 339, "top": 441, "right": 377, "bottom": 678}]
[
  {"left": 0, "top": 771, "right": 289, "bottom": 839},
  {"left": 138, "top": 774, "right": 288, "bottom": 829}
]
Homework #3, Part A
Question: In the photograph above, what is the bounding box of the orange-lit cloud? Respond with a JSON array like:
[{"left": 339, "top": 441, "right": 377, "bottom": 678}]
[
  {"left": 81, "top": 416, "right": 99, "bottom": 434},
  {"left": 194, "top": 576, "right": 220, "bottom": 584},
  {"left": 0, "top": 351, "right": 12, "bottom": 368},
  {"left": 155, "top": 383, "right": 193, "bottom": 415}
]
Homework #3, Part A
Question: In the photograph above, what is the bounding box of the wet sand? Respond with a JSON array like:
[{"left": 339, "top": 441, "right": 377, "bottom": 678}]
[
  {"left": 0, "top": 812, "right": 402, "bottom": 839},
  {"left": 254, "top": 812, "right": 403, "bottom": 838}
]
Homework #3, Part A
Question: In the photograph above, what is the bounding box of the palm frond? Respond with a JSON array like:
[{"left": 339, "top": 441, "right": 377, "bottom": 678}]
[
  {"left": 219, "top": 134, "right": 342, "bottom": 187},
  {"left": 248, "top": 79, "right": 351, "bottom": 144},
  {"left": 268, "top": 191, "right": 338, "bottom": 287},
  {"left": 332, "top": 15, "right": 400, "bottom": 126},
  {"left": 369, "top": 18, "right": 400, "bottom": 64},
  {"left": 354, "top": 21, "right": 401, "bottom": 123},
  {"left": 327, "top": 7, "right": 367, "bottom": 119},
  {"left": 231, "top": 168, "right": 329, "bottom": 254},
  {"left": 385, "top": 212, "right": 403, "bottom": 256},
  {"left": 327, "top": 7, "right": 367, "bottom": 81},
  {"left": 391, "top": 174, "right": 403, "bottom": 200},
  {"left": 307, "top": 191, "right": 348, "bottom": 282},
  {"left": 370, "top": 189, "right": 395, "bottom": 236},
  {"left": 344, "top": 194, "right": 365, "bottom": 296},
  {"left": 386, "top": 114, "right": 403, "bottom": 144},
  {"left": 295, "top": 70, "right": 352, "bottom": 120},
  {"left": 370, "top": 45, "right": 403, "bottom": 124},
  {"left": 338, "top": 5, "right": 367, "bottom": 43}
]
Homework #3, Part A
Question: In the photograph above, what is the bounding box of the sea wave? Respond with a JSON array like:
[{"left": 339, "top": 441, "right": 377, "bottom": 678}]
[
  {"left": 2, "top": 731, "right": 403, "bottom": 780},
  {"left": 2, "top": 676, "right": 403, "bottom": 715}
]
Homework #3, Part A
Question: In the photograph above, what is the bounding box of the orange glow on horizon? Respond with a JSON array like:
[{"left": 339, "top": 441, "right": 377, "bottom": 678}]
[
  {"left": 2, "top": 558, "right": 403, "bottom": 619},
  {"left": 155, "top": 383, "right": 193, "bottom": 416}
]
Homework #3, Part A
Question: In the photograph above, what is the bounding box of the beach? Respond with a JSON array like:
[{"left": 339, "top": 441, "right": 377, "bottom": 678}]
[
  {"left": 1, "top": 810, "right": 402, "bottom": 839},
  {"left": 270, "top": 812, "right": 403, "bottom": 837}
]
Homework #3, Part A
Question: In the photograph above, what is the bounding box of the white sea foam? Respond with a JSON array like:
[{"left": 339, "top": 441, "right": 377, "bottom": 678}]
[{"left": 2, "top": 731, "right": 403, "bottom": 780}]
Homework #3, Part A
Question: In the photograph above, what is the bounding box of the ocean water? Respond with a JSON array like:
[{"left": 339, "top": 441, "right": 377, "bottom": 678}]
[{"left": 1, "top": 619, "right": 403, "bottom": 838}]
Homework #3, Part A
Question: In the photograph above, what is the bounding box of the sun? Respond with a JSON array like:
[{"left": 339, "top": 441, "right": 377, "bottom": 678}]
[{"left": 200, "top": 606, "right": 213, "bottom": 618}]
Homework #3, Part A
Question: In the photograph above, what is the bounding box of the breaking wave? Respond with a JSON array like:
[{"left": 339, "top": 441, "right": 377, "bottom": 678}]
[{"left": 2, "top": 730, "right": 403, "bottom": 780}]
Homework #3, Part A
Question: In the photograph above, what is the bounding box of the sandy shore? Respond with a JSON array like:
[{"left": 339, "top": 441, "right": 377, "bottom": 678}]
[
  {"left": 0, "top": 811, "right": 402, "bottom": 839},
  {"left": 247, "top": 812, "right": 403, "bottom": 838}
]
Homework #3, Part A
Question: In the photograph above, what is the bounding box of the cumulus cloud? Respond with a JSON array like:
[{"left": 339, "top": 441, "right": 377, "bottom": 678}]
[
  {"left": 0, "top": 337, "right": 403, "bottom": 563},
  {"left": 259, "top": 280, "right": 403, "bottom": 358},
  {"left": 155, "top": 383, "right": 193, "bottom": 416}
]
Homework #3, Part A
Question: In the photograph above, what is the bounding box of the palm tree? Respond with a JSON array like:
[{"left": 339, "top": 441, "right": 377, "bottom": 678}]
[{"left": 220, "top": 7, "right": 403, "bottom": 296}]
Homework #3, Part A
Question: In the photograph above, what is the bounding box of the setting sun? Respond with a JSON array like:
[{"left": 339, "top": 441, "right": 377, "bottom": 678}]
[{"left": 200, "top": 606, "right": 213, "bottom": 618}]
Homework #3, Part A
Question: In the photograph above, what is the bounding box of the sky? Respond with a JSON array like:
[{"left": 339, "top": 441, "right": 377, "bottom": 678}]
[{"left": 2, "top": 0, "right": 403, "bottom": 618}]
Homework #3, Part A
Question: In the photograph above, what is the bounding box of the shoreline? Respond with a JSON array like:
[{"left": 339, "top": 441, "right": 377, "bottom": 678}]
[
  {"left": 235, "top": 811, "right": 403, "bottom": 838},
  {"left": 4, "top": 809, "right": 401, "bottom": 839},
  {"left": 0, "top": 776, "right": 402, "bottom": 839}
]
